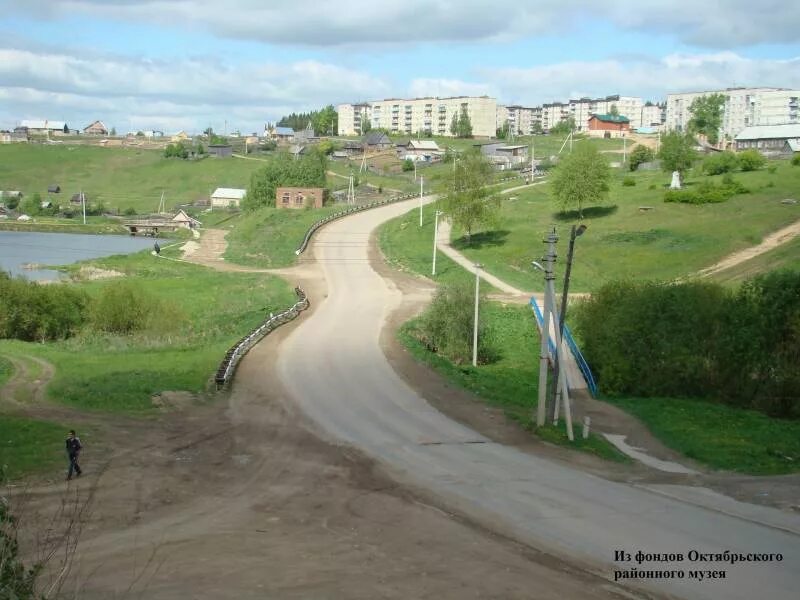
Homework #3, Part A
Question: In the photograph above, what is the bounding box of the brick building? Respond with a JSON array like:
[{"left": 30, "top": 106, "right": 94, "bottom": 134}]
[{"left": 276, "top": 187, "right": 324, "bottom": 209}]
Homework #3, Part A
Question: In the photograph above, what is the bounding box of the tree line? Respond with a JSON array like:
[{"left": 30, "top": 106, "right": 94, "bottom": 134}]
[
  {"left": 243, "top": 149, "right": 328, "bottom": 210},
  {"left": 276, "top": 105, "right": 338, "bottom": 136}
]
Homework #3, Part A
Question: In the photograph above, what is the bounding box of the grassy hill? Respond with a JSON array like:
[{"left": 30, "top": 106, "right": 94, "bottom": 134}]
[{"left": 0, "top": 145, "right": 265, "bottom": 214}]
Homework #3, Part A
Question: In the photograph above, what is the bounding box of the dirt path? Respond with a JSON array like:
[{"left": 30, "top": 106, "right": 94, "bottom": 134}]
[
  {"left": 695, "top": 218, "right": 800, "bottom": 278},
  {"left": 0, "top": 354, "right": 55, "bottom": 406}
]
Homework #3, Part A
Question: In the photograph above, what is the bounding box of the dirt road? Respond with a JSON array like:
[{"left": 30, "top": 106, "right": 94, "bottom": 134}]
[{"left": 275, "top": 198, "right": 800, "bottom": 600}]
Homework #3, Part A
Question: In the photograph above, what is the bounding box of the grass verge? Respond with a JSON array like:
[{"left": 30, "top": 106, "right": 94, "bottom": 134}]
[
  {"left": 398, "top": 303, "right": 627, "bottom": 462},
  {"left": 0, "top": 356, "right": 12, "bottom": 387},
  {"left": 0, "top": 415, "right": 67, "bottom": 481},
  {"left": 605, "top": 396, "right": 800, "bottom": 474}
]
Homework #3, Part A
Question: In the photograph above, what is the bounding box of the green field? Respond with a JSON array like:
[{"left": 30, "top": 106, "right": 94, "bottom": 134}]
[
  {"left": 0, "top": 415, "right": 68, "bottom": 481},
  {"left": 441, "top": 162, "right": 800, "bottom": 292},
  {"left": 0, "top": 355, "right": 12, "bottom": 387},
  {"left": 712, "top": 235, "right": 800, "bottom": 285},
  {"left": 0, "top": 145, "right": 265, "bottom": 214},
  {"left": 0, "top": 251, "right": 295, "bottom": 413},
  {"left": 399, "top": 303, "right": 627, "bottom": 461},
  {"left": 606, "top": 396, "right": 800, "bottom": 474}
]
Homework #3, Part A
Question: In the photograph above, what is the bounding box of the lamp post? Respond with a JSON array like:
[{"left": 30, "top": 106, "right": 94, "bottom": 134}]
[
  {"left": 534, "top": 230, "right": 557, "bottom": 426},
  {"left": 419, "top": 176, "right": 424, "bottom": 226},
  {"left": 472, "top": 263, "right": 482, "bottom": 367},
  {"left": 432, "top": 210, "right": 442, "bottom": 276},
  {"left": 551, "top": 224, "right": 587, "bottom": 427}
]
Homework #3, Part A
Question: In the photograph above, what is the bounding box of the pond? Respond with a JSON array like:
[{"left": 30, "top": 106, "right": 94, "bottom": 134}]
[{"left": 0, "top": 231, "right": 155, "bottom": 281}]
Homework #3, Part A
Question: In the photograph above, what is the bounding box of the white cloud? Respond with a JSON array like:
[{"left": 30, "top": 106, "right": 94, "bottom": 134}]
[
  {"left": 0, "top": 47, "right": 389, "bottom": 131},
  {"left": 408, "top": 78, "right": 495, "bottom": 99},
  {"left": 9, "top": 0, "right": 800, "bottom": 48}
]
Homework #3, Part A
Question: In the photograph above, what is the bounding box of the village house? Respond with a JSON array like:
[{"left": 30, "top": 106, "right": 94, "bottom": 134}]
[
  {"left": 402, "top": 139, "right": 442, "bottom": 162},
  {"left": 207, "top": 144, "right": 233, "bottom": 158},
  {"left": 293, "top": 122, "right": 318, "bottom": 145},
  {"left": 210, "top": 187, "right": 246, "bottom": 208},
  {"left": 269, "top": 126, "right": 294, "bottom": 142},
  {"left": 19, "top": 120, "right": 69, "bottom": 135},
  {"left": 734, "top": 124, "right": 800, "bottom": 157},
  {"left": 171, "top": 209, "right": 201, "bottom": 229},
  {"left": 48, "top": 185, "right": 61, "bottom": 194},
  {"left": 171, "top": 130, "right": 190, "bottom": 142},
  {"left": 83, "top": 120, "right": 109, "bottom": 135},
  {"left": 362, "top": 131, "right": 392, "bottom": 152},
  {"left": 275, "top": 187, "right": 324, "bottom": 210},
  {"left": 0, "top": 130, "right": 28, "bottom": 143},
  {"left": 587, "top": 114, "right": 630, "bottom": 137}
]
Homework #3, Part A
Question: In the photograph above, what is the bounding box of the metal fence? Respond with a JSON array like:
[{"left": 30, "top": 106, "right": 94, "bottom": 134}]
[{"left": 214, "top": 286, "right": 310, "bottom": 388}]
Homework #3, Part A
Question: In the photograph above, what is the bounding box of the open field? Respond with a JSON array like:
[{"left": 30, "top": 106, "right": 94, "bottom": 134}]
[
  {"left": 0, "top": 251, "right": 295, "bottom": 415},
  {"left": 0, "top": 145, "right": 265, "bottom": 214},
  {"left": 606, "top": 396, "right": 800, "bottom": 474},
  {"left": 0, "top": 414, "right": 67, "bottom": 481},
  {"left": 0, "top": 356, "right": 12, "bottom": 386},
  {"left": 447, "top": 161, "right": 800, "bottom": 292},
  {"left": 398, "top": 305, "right": 626, "bottom": 462}
]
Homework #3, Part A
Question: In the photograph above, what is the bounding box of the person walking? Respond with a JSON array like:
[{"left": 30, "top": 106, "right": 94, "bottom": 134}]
[{"left": 66, "top": 430, "right": 82, "bottom": 481}]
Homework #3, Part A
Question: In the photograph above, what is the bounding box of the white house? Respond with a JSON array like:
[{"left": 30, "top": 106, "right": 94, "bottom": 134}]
[{"left": 210, "top": 187, "right": 246, "bottom": 208}]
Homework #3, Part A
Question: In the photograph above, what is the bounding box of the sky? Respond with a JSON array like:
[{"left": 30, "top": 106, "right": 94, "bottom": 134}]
[{"left": 0, "top": 0, "right": 799, "bottom": 134}]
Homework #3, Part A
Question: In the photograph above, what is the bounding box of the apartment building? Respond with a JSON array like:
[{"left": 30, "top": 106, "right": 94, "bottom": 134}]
[
  {"left": 337, "top": 96, "right": 497, "bottom": 138},
  {"left": 496, "top": 105, "right": 541, "bottom": 136},
  {"left": 641, "top": 103, "right": 666, "bottom": 128},
  {"left": 666, "top": 87, "right": 800, "bottom": 140}
]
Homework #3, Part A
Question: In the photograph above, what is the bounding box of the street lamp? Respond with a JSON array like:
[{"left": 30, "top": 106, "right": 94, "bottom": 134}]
[
  {"left": 432, "top": 210, "right": 443, "bottom": 276},
  {"left": 472, "top": 263, "right": 482, "bottom": 367},
  {"left": 551, "top": 224, "right": 587, "bottom": 425},
  {"left": 419, "top": 176, "right": 424, "bottom": 227}
]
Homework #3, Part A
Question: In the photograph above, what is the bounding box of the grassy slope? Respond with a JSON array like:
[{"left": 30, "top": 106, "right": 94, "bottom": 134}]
[
  {"left": 0, "top": 251, "right": 296, "bottom": 413},
  {"left": 712, "top": 234, "right": 800, "bottom": 285},
  {"left": 0, "top": 145, "right": 264, "bottom": 214},
  {"left": 606, "top": 397, "right": 800, "bottom": 474},
  {"left": 0, "top": 356, "right": 12, "bottom": 387},
  {"left": 399, "top": 304, "right": 627, "bottom": 461},
  {"left": 0, "top": 415, "right": 67, "bottom": 481},
  {"left": 450, "top": 161, "right": 800, "bottom": 292}
]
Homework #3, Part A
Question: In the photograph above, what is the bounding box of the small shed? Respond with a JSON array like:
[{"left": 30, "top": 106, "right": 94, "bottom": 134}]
[
  {"left": 362, "top": 131, "right": 392, "bottom": 151},
  {"left": 48, "top": 184, "right": 61, "bottom": 193},
  {"left": 171, "top": 209, "right": 201, "bottom": 229},
  {"left": 275, "top": 187, "right": 324, "bottom": 209},
  {"left": 273, "top": 127, "right": 294, "bottom": 142},
  {"left": 210, "top": 187, "right": 246, "bottom": 208},
  {"left": 40, "top": 200, "right": 53, "bottom": 209},
  {"left": 70, "top": 192, "right": 87, "bottom": 204},
  {"left": 735, "top": 124, "right": 800, "bottom": 157},
  {"left": 208, "top": 144, "right": 233, "bottom": 158}
]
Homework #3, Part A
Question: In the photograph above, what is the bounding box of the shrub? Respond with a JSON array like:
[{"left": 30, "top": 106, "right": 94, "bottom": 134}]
[
  {"left": 791, "top": 154, "right": 800, "bottom": 166},
  {"left": 628, "top": 144, "right": 655, "bottom": 172},
  {"left": 402, "top": 158, "right": 414, "bottom": 172},
  {"left": 123, "top": 207, "right": 137, "bottom": 216},
  {"left": 702, "top": 151, "right": 738, "bottom": 175},
  {"left": 664, "top": 177, "right": 748, "bottom": 204},
  {"left": 91, "top": 282, "right": 185, "bottom": 335},
  {"left": 738, "top": 149, "right": 766, "bottom": 171},
  {"left": 622, "top": 176, "right": 636, "bottom": 187},
  {"left": 417, "top": 281, "right": 495, "bottom": 365},
  {"left": 648, "top": 183, "right": 657, "bottom": 190},
  {"left": 767, "top": 165, "right": 777, "bottom": 174}
]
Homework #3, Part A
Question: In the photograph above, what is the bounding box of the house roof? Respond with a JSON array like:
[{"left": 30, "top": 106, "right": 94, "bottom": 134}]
[
  {"left": 788, "top": 139, "right": 800, "bottom": 152},
  {"left": 275, "top": 127, "right": 294, "bottom": 136},
  {"left": 408, "top": 140, "right": 440, "bottom": 151},
  {"left": 172, "top": 209, "right": 201, "bottom": 224},
  {"left": 20, "top": 119, "right": 67, "bottom": 130},
  {"left": 496, "top": 145, "right": 528, "bottom": 151},
  {"left": 211, "top": 188, "right": 246, "bottom": 199},
  {"left": 363, "top": 131, "right": 390, "bottom": 145},
  {"left": 83, "top": 120, "right": 107, "bottom": 131},
  {"left": 735, "top": 124, "right": 800, "bottom": 141},
  {"left": 590, "top": 114, "right": 630, "bottom": 124}
]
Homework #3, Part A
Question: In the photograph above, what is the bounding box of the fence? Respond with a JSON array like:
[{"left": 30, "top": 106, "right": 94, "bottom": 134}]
[
  {"left": 214, "top": 286, "right": 310, "bottom": 387},
  {"left": 528, "top": 296, "right": 598, "bottom": 397}
]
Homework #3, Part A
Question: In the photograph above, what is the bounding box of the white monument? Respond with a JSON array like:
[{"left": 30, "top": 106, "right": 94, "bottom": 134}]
[{"left": 670, "top": 171, "right": 681, "bottom": 189}]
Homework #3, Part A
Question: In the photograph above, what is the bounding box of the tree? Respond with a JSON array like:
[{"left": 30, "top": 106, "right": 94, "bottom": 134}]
[
  {"left": 609, "top": 104, "right": 620, "bottom": 117},
  {"left": 551, "top": 143, "right": 610, "bottom": 219},
  {"left": 110, "top": 126, "right": 117, "bottom": 136},
  {"left": 688, "top": 93, "right": 726, "bottom": 145},
  {"left": 441, "top": 150, "right": 500, "bottom": 242},
  {"left": 456, "top": 106, "right": 473, "bottom": 138},
  {"left": 737, "top": 149, "right": 766, "bottom": 171},
  {"left": 628, "top": 144, "right": 655, "bottom": 172},
  {"left": 135, "top": 131, "right": 144, "bottom": 137},
  {"left": 658, "top": 131, "right": 697, "bottom": 187},
  {"left": 450, "top": 112, "right": 459, "bottom": 136},
  {"left": 550, "top": 116, "right": 576, "bottom": 135},
  {"left": 402, "top": 158, "right": 414, "bottom": 172},
  {"left": 531, "top": 121, "right": 543, "bottom": 135},
  {"left": 361, "top": 117, "right": 372, "bottom": 135},
  {"left": 197, "top": 143, "right": 205, "bottom": 155},
  {"left": 243, "top": 150, "right": 327, "bottom": 210},
  {"left": 496, "top": 120, "right": 509, "bottom": 139},
  {"left": 204, "top": 127, "right": 214, "bottom": 137}
]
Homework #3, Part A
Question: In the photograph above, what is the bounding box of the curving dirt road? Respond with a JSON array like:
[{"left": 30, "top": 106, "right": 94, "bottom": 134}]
[{"left": 276, "top": 198, "right": 800, "bottom": 600}]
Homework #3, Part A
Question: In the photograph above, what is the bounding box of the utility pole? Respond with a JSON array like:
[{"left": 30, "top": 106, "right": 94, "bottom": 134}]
[
  {"left": 432, "top": 210, "right": 442, "bottom": 275},
  {"left": 536, "top": 229, "right": 557, "bottom": 426},
  {"left": 81, "top": 189, "right": 86, "bottom": 225},
  {"left": 472, "top": 263, "right": 482, "bottom": 367},
  {"left": 347, "top": 174, "right": 355, "bottom": 205},
  {"left": 622, "top": 134, "right": 627, "bottom": 163},
  {"left": 419, "top": 176, "right": 424, "bottom": 226}
]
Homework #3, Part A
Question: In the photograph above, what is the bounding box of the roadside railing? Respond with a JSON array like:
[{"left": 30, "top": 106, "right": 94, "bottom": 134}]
[
  {"left": 214, "top": 286, "right": 310, "bottom": 388},
  {"left": 295, "top": 192, "right": 420, "bottom": 256}
]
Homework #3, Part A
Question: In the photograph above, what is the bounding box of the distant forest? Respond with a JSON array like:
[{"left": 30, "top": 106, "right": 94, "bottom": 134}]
[{"left": 276, "top": 105, "right": 338, "bottom": 135}]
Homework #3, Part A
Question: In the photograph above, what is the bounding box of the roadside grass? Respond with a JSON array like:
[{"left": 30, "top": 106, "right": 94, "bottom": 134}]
[
  {"left": 605, "top": 396, "right": 800, "bottom": 474},
  {"left": 0, "top": 215, "right": 129, "bottom": 235},
  {"left": 711, "top": 235, "right": 800, "bottom": 285},
  {"left": 448, "top": 161, "right": 800, "bottom": 292},
  {"left": 0, "top": 145, "right": 264, "bottom": 214},
  {"left": 0, "top": 251, "right": 296, "bottom": 413},
  {"left": 398, "top": 303, "right": 627, "bottom": 462},
  {"left": 0, "top": 415, "right": 67, "bottom": 481},
  {"left": 223, "top": 205, "right": 343, "bottom": 268},
  {"left": 0, "top": 356, "right": 12, "bottom": 387}
]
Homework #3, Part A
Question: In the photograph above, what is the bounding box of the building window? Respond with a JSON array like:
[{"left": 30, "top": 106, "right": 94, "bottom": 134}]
[
  {"left": 295, "top": 193, "right": 304, "bottom": 205},
  {"left": 282, "top": 193, "right": 290, "bottom": 204}
]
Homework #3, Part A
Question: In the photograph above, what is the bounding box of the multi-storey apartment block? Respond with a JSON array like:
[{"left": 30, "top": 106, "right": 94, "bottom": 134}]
[
  {"left": 337, "top": 96, "right": 497, "bottom": 138},
  {"left": 666, "top": 88, "right": 800, "bottom": 140}
]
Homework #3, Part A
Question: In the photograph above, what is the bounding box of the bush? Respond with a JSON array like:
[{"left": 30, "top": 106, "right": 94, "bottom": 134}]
[
  {"left": 574, "top": 272, "right": 800, "bottom": 418},
  {"left": 648, "top": 183, "right": 657, "bottom": 190},
  {"left": 164, "top": 143, "right": 189, "bottom": 159},
  {"left": 91, "top": 282, "right": 184, "bottom": 335},
  {"left": 417, "top": 281, "right": 495, "bottom": 365},
  {"left": 0, "top": 272, "right": 88, "bottom": 341},
  {"left": 622, "top": 176, "right": 636, "bottom": 187},
  {"left": 123, "top": 207, "right": 137, "bottom": 216},
  {"left": 791, "top": 154, "right": 800, "bottom": 166},
  {"left": 664, "top": 177, "right": 749, "bottom": 204},
  {"left": 402, "top": 158, "right": 414, "bottom": 172},
  {"left": 628, "top": 145, "right": 655, "bottom": 172},
  {"left": 738, "top": 149, "right": 766, "bottom": 171},
  {"left": 768, "top": 165, "right": 777, "bottom": 174},
  {"left": 702, "top": 151, "right": 738, "bottom": 175}
]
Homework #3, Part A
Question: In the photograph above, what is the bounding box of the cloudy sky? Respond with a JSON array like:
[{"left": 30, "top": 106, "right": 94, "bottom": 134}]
[{"left": 1, "top": 0, "right": 798, "bottom": 133}]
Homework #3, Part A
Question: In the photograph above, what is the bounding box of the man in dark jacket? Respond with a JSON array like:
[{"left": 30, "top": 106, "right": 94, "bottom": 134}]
[{"left": 66, "top": 430, "right": 82, "bottom": 480}]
